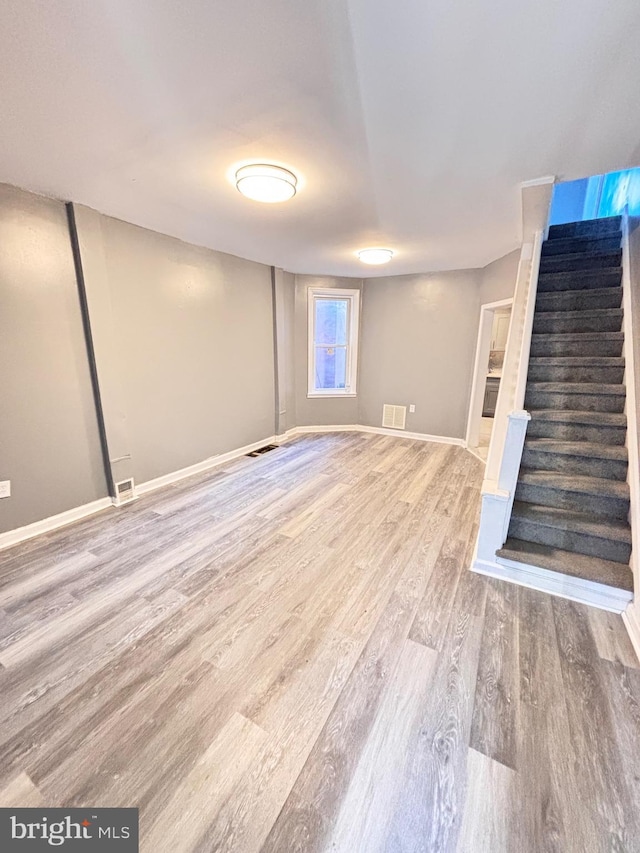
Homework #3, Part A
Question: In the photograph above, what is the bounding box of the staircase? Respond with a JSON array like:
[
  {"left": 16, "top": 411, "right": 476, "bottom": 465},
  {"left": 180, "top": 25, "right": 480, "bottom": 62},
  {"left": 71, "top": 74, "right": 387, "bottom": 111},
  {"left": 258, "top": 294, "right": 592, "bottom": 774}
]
[{"left": 497, "top": 216, "right": 634, "bottom": 596}]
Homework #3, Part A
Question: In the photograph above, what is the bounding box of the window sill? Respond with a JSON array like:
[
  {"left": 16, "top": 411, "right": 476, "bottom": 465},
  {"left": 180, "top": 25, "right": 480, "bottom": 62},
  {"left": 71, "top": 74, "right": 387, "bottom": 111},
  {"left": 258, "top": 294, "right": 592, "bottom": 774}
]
[{"left": 307, "top": 392, "right": 358, "bottom": 399}]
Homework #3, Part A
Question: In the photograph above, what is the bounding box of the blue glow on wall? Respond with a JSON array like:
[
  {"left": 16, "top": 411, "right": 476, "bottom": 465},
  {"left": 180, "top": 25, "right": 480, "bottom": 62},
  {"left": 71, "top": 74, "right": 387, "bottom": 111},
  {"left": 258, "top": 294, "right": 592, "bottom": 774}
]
[{"left": 549, "top": 167, "right": 640, "bottom": 225}]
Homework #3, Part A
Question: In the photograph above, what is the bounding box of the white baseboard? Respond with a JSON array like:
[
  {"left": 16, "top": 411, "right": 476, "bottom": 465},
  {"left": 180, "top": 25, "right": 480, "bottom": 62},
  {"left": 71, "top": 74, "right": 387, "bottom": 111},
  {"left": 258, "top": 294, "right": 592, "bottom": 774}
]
[
  {"left": 277, "top": 424, "right": 359, "bottom": 439},
  {"left": 622, "top": 605, "right": 640, "bottom": 664},
  {"left": 472, "top": 555, "right": 633, "bottom": 613},
  {"left": 0, "top": 426, "right": 466, "bottom": 552},
  {"left": 277, "top": 423, "right": 465, "bottom": 447},
  {"left": 0, "top": 497, "right": 113, "bottom": 551},
  {"left": 136, "top": 434, "right": 278, "bottom": 496},
  {"left": 357, "top": 424, "right": 466, "bottom": 445}
]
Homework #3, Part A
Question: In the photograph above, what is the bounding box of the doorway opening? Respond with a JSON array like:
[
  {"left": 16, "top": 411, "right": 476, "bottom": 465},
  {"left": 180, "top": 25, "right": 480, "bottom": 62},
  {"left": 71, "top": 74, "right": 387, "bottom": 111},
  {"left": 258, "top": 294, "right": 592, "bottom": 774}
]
[{"left": 466, "top": 298, "right": 513, "bottom": 462}]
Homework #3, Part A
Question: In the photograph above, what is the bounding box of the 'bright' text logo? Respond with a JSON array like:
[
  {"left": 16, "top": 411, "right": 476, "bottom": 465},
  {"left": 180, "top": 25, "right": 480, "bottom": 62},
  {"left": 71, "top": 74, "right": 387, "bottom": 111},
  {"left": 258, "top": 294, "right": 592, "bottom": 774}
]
[{"left": 11, "top": 815, "right": 93, "bottom": 846}]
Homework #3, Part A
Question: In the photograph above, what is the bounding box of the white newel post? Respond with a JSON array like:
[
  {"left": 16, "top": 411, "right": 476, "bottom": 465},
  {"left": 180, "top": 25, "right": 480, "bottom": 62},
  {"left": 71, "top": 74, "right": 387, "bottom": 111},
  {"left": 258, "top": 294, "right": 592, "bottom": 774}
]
[
  {"left": 498, "top": 411, "right": 531, "bottom": 536},
  {"left": 475, "top": 411, "right": 531, "bottom": 563},
  {"left": 475, "top": 490, "right": 511, "bottom": 562}
]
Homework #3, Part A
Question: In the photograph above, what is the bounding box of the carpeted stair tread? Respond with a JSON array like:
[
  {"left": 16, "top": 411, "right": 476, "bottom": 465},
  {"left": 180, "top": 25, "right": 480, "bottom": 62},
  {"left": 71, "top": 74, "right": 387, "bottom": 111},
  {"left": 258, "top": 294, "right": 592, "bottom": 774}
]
[
  {"left": 534, "top": 316, "right": 625, "bottom": 337},
  {"left": 541, "top": 234, "right": 621, "bottom": 256},
  {"left": 537, "top": 268, "right": 622, "bottom": 292},
  {"left": 523, "top": 438, "right": 628, "bottom": 461},
  {"left": 535, "top": 287, "right": 623, "bottom": 311},
  {"left": 526, "top": 411, "right": 627, "bottom": 446},
  {"left": 531, "top": 331, "right": 623, "bottom": 343},
  {"left": 521, "top": 438, "right": 628, "bottom": 481},
  {"left": 532, "top": 311, "right": 622, "bottom": 335},
  {"left": 548, "top": 216, "right": 622, "bottom": 240},
  {"left": 532, "top": 308, "right": 622, "bottom": 323},
  {"left": 538, "top": 267, "right": 621, "bottom": 281},
  {"left": 526, "top": 381, "right": 625, "bottom": 396},
  {"left": 530, "top": 332, "right": 624, "bottom": 358},
  {"left": 510, "top": 501, "right": 631, "bottom": 543},
  {"left": 540, "top": 249, "right": 622, "bottom": 274},
  {"left": 497, "top": 538, "right": 633, "bottom": 591},
  {"left": 527, "top": 354, "right": 625, "bottom": 385},
  {"left": 510, "top": 500, "right": 632, "bottom": 562},
  {"left": 545, "top": 227, "right": 621, "bottom": 241},
  {"left": 517, "top": 470, "right": 629, "bottom": 500},
  {"left": 540, "top": 248, "right": 622, "bottom": 265},
  {"left": 529, "top": 356, "right": 624, "bottom": 367},
  {"left": 544, "top": 229, "right": 621, "bottom": 244},
  {"left": 528, "top": 408, "right": 626, "bottom": 426}
]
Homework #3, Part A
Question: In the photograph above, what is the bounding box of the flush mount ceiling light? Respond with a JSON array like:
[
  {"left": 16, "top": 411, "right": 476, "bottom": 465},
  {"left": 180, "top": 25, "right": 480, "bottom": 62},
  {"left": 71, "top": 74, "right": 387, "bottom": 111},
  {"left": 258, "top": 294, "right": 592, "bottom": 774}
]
[
  {"left": 357, "top": 247, "right": 394, "bottom": 265},
  {"left": 235, "top": 164, "right": 297, "bottom": 203}
]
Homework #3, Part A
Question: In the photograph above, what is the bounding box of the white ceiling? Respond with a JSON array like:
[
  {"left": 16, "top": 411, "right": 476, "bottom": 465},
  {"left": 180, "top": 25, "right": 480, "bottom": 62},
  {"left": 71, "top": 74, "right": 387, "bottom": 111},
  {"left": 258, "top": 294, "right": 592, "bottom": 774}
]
[{"left": 1, "top": 0, "right": 640, "bottom": 276}]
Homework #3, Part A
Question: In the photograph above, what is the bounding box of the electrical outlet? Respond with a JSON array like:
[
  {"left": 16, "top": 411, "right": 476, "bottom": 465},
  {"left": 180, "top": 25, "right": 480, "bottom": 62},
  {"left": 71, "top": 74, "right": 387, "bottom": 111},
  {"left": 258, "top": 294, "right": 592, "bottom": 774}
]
[
  {"left": 0, "top": 480, "right": 10, "bottom": 498},
  {"left": 409, "top": 404, "right": 416, "bottom": 413}
]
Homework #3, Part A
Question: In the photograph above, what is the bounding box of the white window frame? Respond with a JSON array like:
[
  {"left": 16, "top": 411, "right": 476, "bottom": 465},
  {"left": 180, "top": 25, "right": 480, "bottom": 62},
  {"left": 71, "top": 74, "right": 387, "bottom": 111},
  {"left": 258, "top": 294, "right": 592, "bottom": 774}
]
[{"left": 307, "top": 287, "right": 360, "bottom": 398}]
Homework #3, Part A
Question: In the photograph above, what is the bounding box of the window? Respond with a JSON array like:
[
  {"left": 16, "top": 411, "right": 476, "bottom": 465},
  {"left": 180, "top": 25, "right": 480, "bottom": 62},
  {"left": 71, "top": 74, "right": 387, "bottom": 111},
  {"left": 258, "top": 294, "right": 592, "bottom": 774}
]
[{"left": 308, "top": 288, "right": 360, "bottom": 397}]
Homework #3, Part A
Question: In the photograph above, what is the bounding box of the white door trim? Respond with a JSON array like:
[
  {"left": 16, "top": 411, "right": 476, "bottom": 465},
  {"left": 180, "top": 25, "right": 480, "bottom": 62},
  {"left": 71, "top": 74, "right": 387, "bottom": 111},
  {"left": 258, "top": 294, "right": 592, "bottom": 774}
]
[{"left": 465, "top": 298, "right": 513, "bottom": 449}]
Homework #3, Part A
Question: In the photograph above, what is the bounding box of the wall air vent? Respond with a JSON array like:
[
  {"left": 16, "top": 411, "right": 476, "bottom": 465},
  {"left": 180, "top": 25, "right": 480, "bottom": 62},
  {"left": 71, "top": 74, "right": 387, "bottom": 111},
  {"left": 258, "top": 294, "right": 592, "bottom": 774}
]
[
  {"left": 113, "top": 478, "right": 136, "bottom": 506},
  {"left": 382, "top": 404, "right": 407, "bottom": 430}
]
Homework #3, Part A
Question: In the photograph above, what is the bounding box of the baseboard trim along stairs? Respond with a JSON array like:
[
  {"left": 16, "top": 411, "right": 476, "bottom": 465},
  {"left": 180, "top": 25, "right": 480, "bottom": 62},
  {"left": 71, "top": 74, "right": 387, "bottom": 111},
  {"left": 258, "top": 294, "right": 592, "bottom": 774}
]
[
  {"left": 486, "top": 215, "right": 635, "bottom": 612},
  {"left": 474, "top": 553, "right": 633, "bottom": 613}
]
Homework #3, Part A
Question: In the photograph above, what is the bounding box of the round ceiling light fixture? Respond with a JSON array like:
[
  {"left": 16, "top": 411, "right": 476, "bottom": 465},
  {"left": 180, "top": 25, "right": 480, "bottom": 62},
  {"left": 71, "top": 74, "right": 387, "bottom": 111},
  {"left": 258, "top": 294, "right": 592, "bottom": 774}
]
[
  {"left": 235, "top": 163, "right": 297, "bottom": 203},
  {"left": 357, "top": 247, "right": 394, "bottom": 265}
]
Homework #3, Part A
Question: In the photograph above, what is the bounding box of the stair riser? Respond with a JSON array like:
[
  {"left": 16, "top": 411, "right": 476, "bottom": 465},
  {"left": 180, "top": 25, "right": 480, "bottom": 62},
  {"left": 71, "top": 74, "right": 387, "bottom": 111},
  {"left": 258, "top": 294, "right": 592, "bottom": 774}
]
[
  {"left": 515, "top": 482, "right": 629, "bottom": 520},
  {"left": 537, "top": 270, "right": 622, "bottom": 292},
  {"left": 529, "top": 338, "right": 623, "bottom": 358},
  {"left": 532, "top": 314, "right": 622, "bottom": 334},
  {"left": 541, "top": 236, "right": 621, "bottom": 257},
  {"left": 527, "top": 420, "right": 627, "bottom": 445},
  {"left": 540, "top": 251, "right": 622, "bottom": 274},
  {"left": 521, "top": 448, "right": 628, "bottom": 481},
  {"left": 548, "top": 217, "right": 621, "bottom": 240},
  {"left": 525, "top": 390, "right": 625, "bottom": 414},
  {"left": 527, "top": 364, "right": 625, "bottom": 384},
  {"left": 535, "top": 289, "right": 622, "bottom": 312},
  {"left": 508, "top": 517, "right": 631, "bottom": 563}
]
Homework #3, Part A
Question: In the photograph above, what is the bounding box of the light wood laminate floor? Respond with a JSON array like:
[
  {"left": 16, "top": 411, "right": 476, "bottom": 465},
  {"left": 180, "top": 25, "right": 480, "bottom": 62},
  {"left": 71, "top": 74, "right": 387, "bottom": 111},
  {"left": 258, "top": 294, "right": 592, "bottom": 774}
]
[{"left": 0, "top": 433, "right": 638, "bottom": 852}]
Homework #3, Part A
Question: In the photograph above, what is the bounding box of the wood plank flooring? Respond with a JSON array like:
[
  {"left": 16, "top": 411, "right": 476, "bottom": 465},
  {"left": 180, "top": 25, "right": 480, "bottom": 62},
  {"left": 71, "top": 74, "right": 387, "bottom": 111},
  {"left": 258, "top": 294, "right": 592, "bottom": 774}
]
[{"left": 0, "top": 432, "right": 638, "bottom": 852}]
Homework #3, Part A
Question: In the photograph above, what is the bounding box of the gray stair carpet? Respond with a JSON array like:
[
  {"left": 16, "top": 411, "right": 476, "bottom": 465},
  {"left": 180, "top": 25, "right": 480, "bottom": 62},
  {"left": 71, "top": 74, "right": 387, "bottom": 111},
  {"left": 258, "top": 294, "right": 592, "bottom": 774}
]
[{"left": 500, "top": 216, "right": 633, "bottom": 593}]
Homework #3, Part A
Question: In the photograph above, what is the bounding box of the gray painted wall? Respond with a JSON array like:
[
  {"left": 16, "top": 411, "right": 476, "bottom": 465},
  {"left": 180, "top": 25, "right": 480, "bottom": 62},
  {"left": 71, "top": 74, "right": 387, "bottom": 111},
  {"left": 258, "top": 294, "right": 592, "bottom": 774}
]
[
  {"left": 293, "top": 275, "right": 363, "bottom": 427},
  {"left": 0, "top": 178, "right": 524, "bottom": 535},
  {"left": 479, "top": 249, "right": 520, "bottom": 305},
  {"left": 0, "top": 184, "right": 107, "bottom": 532},
  {"left": 97, "top": 214, "right": 276, "bottom": 484},
  {"left": 359, "top": 270, "right": 482, "bottom": 439}
]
